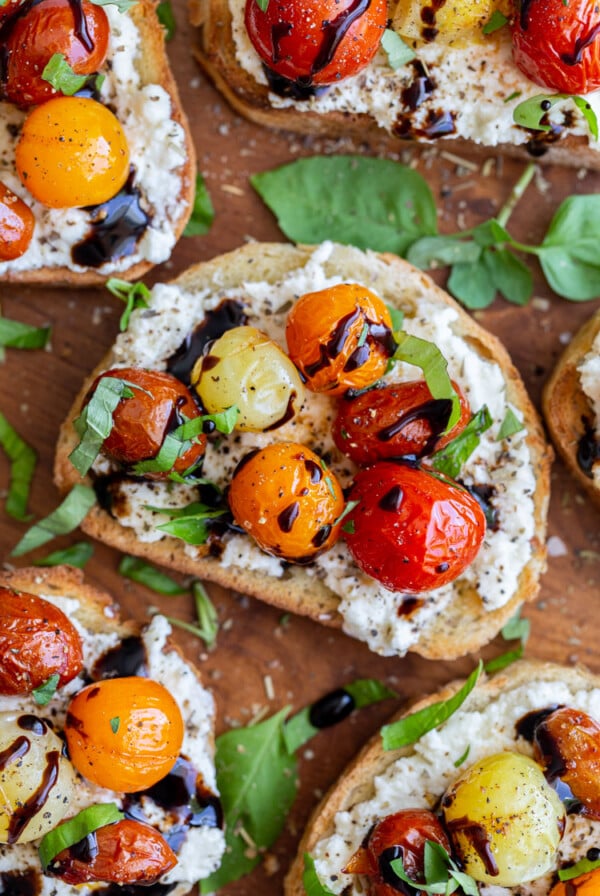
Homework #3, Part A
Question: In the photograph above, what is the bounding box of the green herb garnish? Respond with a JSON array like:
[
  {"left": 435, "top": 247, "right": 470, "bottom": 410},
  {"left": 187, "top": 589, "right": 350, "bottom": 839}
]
[
  {"left": 0, "top": 412, "right": 36, "bottom": 521},
  {"left": 381, "top": 28, "right": 415, "bottom": 68},
  {"left": 559, "top": 855, "right": 600, "bottom": 881},
  {"left": 156, "top": 0, "right": 176, "bottom": 39},
  {"left": 0, "top": 315, "right": 51, "bottom": 356},
  {"left": 391, "top": 332, "right": 461, "bottom": 429},
  {"left": 183, "top": 173, "right": 215, "bottom": 237},
  {"left": 514, "top": 93, "right": 598, "bottom": 140},
  {"left": 10, "top": 484, "right": 96, "bottom": 557},
  {"left": 303, "top": 855, "right": 337, "bottom": 896},
  {"left": 430, "top": 406, "right": 493, "bottom": 479},
  {"left": 482, "top": 9, "right": 508, "bottom": 33},
  {"left": 392, "top": 840, "right": 479, "bottom": 895},
  {"left": 42, "top": 54, "right": 88, "bottom": 95},
  {"left": 118, "top": 555, "right": 187, "bottom": 595},
  {"left": 34, "top": 542, "right": 94, "bottom": 569},
  {"left": 497, "top": 407, "right": 525, "bottom": 441},
  {"left": 39, "top": 804, "right": 124, "bottom": 869},
  {"left": 32, "top": 674, "right": 60, "bottom": 706},
  {"left": 484, "top": 609, "right": 530, "bottom": 673},
  {"left": 105, "top": 279, "right": 150, "bottom": 331},
  {"left": 69, "top": 377, "right": 141, "bottom": 476}
]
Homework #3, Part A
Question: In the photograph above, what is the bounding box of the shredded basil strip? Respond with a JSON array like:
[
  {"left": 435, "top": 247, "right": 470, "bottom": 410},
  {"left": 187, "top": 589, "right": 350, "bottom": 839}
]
[
  {"left": 392, "top": 841, "right": 479, "bottom": 895},
  {"left": 453, "top": 744, "right": 471, "bottom": 768},
  {"left": 430, "top": 405, "right": 493, "bottom": 479},
  {"left": 156, "top": 0, "right": 176, "bottom": 38},
  {"left": 144, "top": 501, "right": 227, "bottom": 545},
  {"left": 391, "top": 332, "right": 461, "bottom": 429},
  {"left": 38, "top": 803, "right": 124, "bottom": 869},
  {"left": 69, "top": 377, "right": 139, "bottom": 476},
  {"left": 32, "top": 674, "right": 60, "bottom": 706},
  {"left": 513, "top": 94, "right": 599, "bottom": 141},
  {"left": 484, "top": 610, "right": 530, "bottom": 673},
  {"left": 10, "top": 484, "right": 97, "bottom": 557},
  {"left": 33, "top": 541, "right": 94, "bottom": 569},
  {"left": 381, "top": 29, "right": 415, "bottom": 68},
  {"left": 42, "top": 53, "right": 87, "bottom": 95},
  {"left": 192, "top": 581, "right": 219, "bottom": 647},
  {"left": 0, "top": 411, "right": 36, "bottom": 521},
  {"left": 0, "top": 316, "right": 51, "bottom": 352},
  {"left": 105, "top": 278, "right": 151, "bottom": 331},
  {"left": 482, "top": 9, "right": 508, "bottom": 33},
  {"left": 255, "top": 0, "right": 269, "bottom": 10},
  {"left": 303, "top": 855, "right": 337, "bottom": 896},
  {"left": 559, "top": 855, "right": 600, "bottom": 881},
  {"left": 183, "top": 173, "right": 215, "bottom": 237},
  {"left": 118, "top": 555, "right": 188, "bottom": 595},
  {"left": 497, "top": 407, "right": 524, "bottom": 440},
  {"left": 381, "top": 661, "right": 483, "bottom": 750}
]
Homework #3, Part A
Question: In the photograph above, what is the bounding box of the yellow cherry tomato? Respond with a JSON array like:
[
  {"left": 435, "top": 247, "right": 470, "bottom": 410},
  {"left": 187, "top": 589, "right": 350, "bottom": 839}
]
[
  {"left": 64, "top": 677, "right": 184, "bottom": 792},
  {"left": 550, "top": 868, "right": 600, "bottom": 895},
  {"left": 15, "top": 97, "right": 130, "bottom": 209}
]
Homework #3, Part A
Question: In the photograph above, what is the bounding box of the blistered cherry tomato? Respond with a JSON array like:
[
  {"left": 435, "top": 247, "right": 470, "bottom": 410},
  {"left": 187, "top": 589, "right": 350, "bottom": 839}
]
[
  {"left": 0, "top": 588, "right": 83, "bottom": 695},
  {"left": 0, "top": 0, "right": 25, "bottom": 20},
  {"left": 533, "top": 706, "right": 600, "bottom": 817},
  {"left": 50, "top": 819, "right": 177, "bottom": 884},
  {"left": 0, "top": 182, "right": 34, "bottom": 261},
  {"left": 286, "top": 283, "right": 395, "bottom": 396},
  {"left": 550, "top": 868, "right": 600, "bottom": 895},
  {"left": 343, "top": 462, "right": 486, "bottom": 593},
  {"left": 64, "top": 677, "right": 184, "bottom": 792},
  {"left": 512, "top": 0, "right": 600, "bottom": 93},
  {"left": 91, "top": 367, "right": 206, "bottom": 479},
  {"left": 15, "top": 97, "right": 129, "bottom": 209},
  {"left": 228, "top": 442, "right": 345, "bottom": 561},
  {"left": 245, "top": 0, "right": 386, "bottom": 86},
  {"left": 4, "top": 0, "right": 109, "bottom": 107},
  {"left": 344, "top": 810, "right": 451, "bottom": 896},
  {"left": 333, "top": 380, "right": 471, "bottom": 465}
]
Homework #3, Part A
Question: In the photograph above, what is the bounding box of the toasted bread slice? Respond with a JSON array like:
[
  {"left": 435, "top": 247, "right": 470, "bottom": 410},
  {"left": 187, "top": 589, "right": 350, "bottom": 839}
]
[
  {"left": 55, "top": 241, "right": 551, "bottom": 660},
  {"left": 542, "top": 308, "right": 600, "bottom": 509},
  {"left": 0, "top": 564, "right": 225, "bottom": 894},
  {"left": 285, "top": 659, "right": 600, "bottom": 896},
  {"left": 0, "top": 0, "right": 195, "bottom": 285}
]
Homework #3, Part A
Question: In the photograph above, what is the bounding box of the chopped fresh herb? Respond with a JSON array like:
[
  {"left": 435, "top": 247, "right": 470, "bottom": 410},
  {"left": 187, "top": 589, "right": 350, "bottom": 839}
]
[
  {"left": 110, "top": 717, "right": 120, "bottom": 734},
  {"left": 255, "top": 0, "right": 268, "bottom": 10},
  {"left": 39, "top": 803, "right": 124, "bottom": 869},
  {"left": 504, "top": 90, "right": 522, "bottom": 103},
  {"left": 0, "top": 315, "right": 51, "bottom": 354},
  {"left": 559, "top": 855, "right": 600, "bottom": 881},
  {"left": 183, "top": 173, "right": 215, "bottom": 237},
  {"left": 391, "top": 332, "right": 461, "bottom": 429},
  {"left": 497, "top": 407, "right": 525, "bottom": 440},
  {"left": 10, "top": 484, "right": 96, "bottom": 558},
  {"left": 482, "top": 9, "right": 508, "bottom": 33},
  {"left": 484, "top": 609, "right": 530, "bottom": 673},
  {"left": 386, "top": 305, "right": 404, "bottom": 333},
  {"left": 303, "top": 855, "right": 337, "bottom": 896},
  {"left": 430, "top": 406, "right": 493, "bottom": 479},
  {"left": 381, "top": 28, "right": 415, "bottom": 69},
  {"left": 453, "top": 744, "right": 471, "bottom": 767},
  {"left": 514, "top": 93, "right": 598, "bottom": 141},
  {"left": 192, "top": 580, "right": 218, "bottom": 648},
  {"left": 118, "top": 555, "right": 188, "bottom": 595},
  {"left": 0, "top": 412, "right": 36, "bottom": 521},
  {"left": 156, "top": 0, "right": 176, "bottom": 39},
  {"left": 34, "top": 542, "right": 94, "bottom": 569},
  {"left": 32, "top": 674, "right": 60, "bottom": 706},
  {"left": 105, "top": 278, "right": 150, "bottom": 331},
  {"left": 334, "top": 500, "right": 359, "bottom": 527},
  {"left": 147, "top": 501, "right": 228, "bottom": 546},
  {"left": 392, "top": 840, "right": 479, "bottom": 895},
  {"left": 42, "top": 53, "right": 88, "bottom": 95},
  {"left": 69, "top": 377, "right": 141, "bottom": 476},
  {"left": 342, "top": 519, "right": 355, "bottom": 534},
  {"left": 357, "top": 322, "right": 369, "bottom": 347}
]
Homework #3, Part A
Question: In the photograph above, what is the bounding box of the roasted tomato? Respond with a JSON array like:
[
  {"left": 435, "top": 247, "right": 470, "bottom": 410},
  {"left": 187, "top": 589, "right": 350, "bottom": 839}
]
[
  {"left": 15, "top": 97, "right": 129, "bottom": 209},
  {"left": 550, "top": 868, "right": 600, "bottom": 895},
  {"left": 228, "top": 442, "right": 345, "bottom": 561},
  {"left": 64, "top": 676, "right": 184, "bottom": 792},
  {"left": 50, "top": 819, "right": 177, "bottom": 884},
  {"left": 344, "top": 810, "right": 451, "bottom": 896},
  {"left": 333, "top": 380, "right": 471, "bottom": 465},
  {"left": 0, "top": 588, "right": 83, "bottom": 695},
  {"left": 343, "top": 462, "right": 486, "bottom": 592},
  {"left": 533, "top": 706, "right": 600, "bottom": 817},
  {"left": 90, "top": 367, "right": 206, "bottom": 478},
  {"left": 3, "top": 0, "right": 110, "bottom": 107},
  {"left": 0, "top": 0, "right": 25, "bottom": 20},
  {"left": 244, "top": 0, "right": 387, "bottom": 86},
  {"left": 512, "top": 0, "right": 600, "bottom": 93},
  {"left": 286, "top": 283, "right": 395, "bottom": 396},
  {"left": 0, "top": 182, "right": 34, "bottom": 261}
]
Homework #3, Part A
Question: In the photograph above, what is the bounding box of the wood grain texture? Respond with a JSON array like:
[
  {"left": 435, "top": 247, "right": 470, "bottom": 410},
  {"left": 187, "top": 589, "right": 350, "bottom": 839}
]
[{"left": 1, "top": 5, "right": 600, "bottom": 895}]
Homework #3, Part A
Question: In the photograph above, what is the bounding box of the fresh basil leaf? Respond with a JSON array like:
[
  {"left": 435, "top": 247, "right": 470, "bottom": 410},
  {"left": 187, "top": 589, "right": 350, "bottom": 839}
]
[
  {"left": 501, "top": 609, "right": 530, "bottom": 643},
  {"left": 282, "top": 707, "right": 316, "bottom": 754},
  {"left": 447, "top": 255, "right": 497, "bottom": 309},
  {"left": 303, "top": 855, "right": 337, "bottom": 896},
  {"left": 407, "top": 235, "right": 482, "bottom": 269},
  {"left": 381, "top": 661, "right": 483, "bottom": 750},
  {"left": 105, "top": 278, "right": 150, "bottom": 331},
  {"left": 391, "top": 852, "right": 450, "bottom": 893},
  {"left": 453, "top": 744, "right": 470, "bottom": 767},
  {"left": 386, "top": 305, "right": 404, "bottom": 333},
  {"left": 484, "top": 646, "right": 525, "bottom": 673},
  {"left": 251, "top": 156, "right": 438, "bottom": 256},
  {"left": 10, "top": 484, "right": 96, "bottom": 557},
  {"left": 0, "top": 316, "right": 51, "bottom": 352},
  {"left": 391, "top": 332, "right": 460, "bottom": 429},
  {"left": 39, "top": 803, "right": 124, "bottom": 869},
  {"left": 152, "top": 503, "right": 228, "bottom": 545},
  {"left": 381, "top": 28, "right": 415, "bottom": 68},
  {"left": 482, "top": 9, "right": 508, "bottom": 32},
  {"left": 483, "top": 246, "right": 532, "bottom": 306},
  {"left": 430, "top": 406, "right": 493, "bottom": 479},
  {"left": 118, "top": 555, "right": 187, "bottom": 595},
  {"left": 497, "top": 407, "right": 525, "bottom": 440},
  {"left": 89, "top": 0, "right": 137, "bottom": 10},
  {"left": 559, "top": 855, "right": 600, "bottom": 881},
  {"left": 424, "top": 840, "right": 450, "bottom": 886},
  {"left": 184, "top": 173, "right": 215, "bottom": 237},
  {"left": 255, "top": 0, "right": 268, "bottom": 10},
  {"left": 156, "top": 0, "right": 176, "bottom": 39},
  {"left": 110, "top": 716, "right": 120, "bottom": 733},
  {"left": 538, "top": 195, "right": 600, "bottom": 301},
  {"left": 192, "top": 580, "right": 219, "bottom": 648},
  {"left": 133, "top": 407, "right": 237, "bottom": 477},
  {"left": 33, "top": 541, "right": 94, "bottom": 569},
  {"left": 393, "top": 840, "right": 479, "bottom": 895},
  {"left": 471, "top": 219, "right": 511, "bottom": 248},
  {"left": 572, "top": 95, "right": 599, "bottom": 140},
  {"left": 69, "top": 377, "right": 137, "bottom": 476},
  {"left": 0, "top": 412, "right": 36, "bottom": 521},
  {"left": 345, "top": 678, "right": 398, "bottom": 708},
  {"left": 334, "top": 499, "right": 359, "bottom": 527},
  {"left": 32, "top": 674, "right": 60, "bottom": 706},
  {"left": 514, "top": 94, "right": 598, "bottom": 141},
  {"left": 449, "top": 869, "right": 479, "bottom": 895},
  {"left": 42, "top": 53, "right": 87, "bottom": 95}
]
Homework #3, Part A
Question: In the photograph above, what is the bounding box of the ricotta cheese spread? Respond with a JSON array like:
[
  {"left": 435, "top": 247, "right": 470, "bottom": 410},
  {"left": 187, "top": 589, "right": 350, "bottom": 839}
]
[
  {"left": 0, "top": 593, "right": 226, "bottom": 895},
  {"left": 99, "top": 242, "right": 536, "bottom": 658},
  {"left": 0, "top": 5, "right": 188, "bottom": 276},
  {"left": 312, "top": 675, "right": 600, "bottom": 896},
  {"left": 578, "top": 330, "right": 600, "bottom": 486}
]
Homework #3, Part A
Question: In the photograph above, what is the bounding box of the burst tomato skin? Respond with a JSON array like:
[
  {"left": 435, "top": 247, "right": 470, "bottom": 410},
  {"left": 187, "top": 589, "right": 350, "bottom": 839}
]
[
  {"left": 534, "top": 706, "right": 600, "bottom": 817},
  {"left": 0, "top": 182, "right": 34, "bottom": 261},
  {"left": 550, "top": 868, "right": 600, "bottom": 895},
  {"left": 511, "top": 0, "right": 600, "bottom": 93},
  {"left": 244, "top": 0, "right": 387, "bottom": 85},
  {"left": 50, "top": 819, "right": 177, "bottom": 885},
  {"left": 0, "top": 588, "right": 83, "bottom": 695},
  {"left": 3, "top": 0, "right": 110, "bottom": 107},
  {"left": 343, "top": 462, "right": 486, "bottom": 593},
  {"left": 333, "top": 380, "right": 471, "bottom": 466}
]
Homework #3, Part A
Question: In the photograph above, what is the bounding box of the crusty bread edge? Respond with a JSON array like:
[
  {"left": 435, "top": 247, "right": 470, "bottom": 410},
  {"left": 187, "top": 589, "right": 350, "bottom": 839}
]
[{"left": 54, "top": 241, "right": 552, "bottom": 661}]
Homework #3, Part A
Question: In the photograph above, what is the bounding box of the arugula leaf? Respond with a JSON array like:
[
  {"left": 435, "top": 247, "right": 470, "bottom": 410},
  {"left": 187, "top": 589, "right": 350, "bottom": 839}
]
[
  {"left": 430, "top": 406, "right": 493, "bottom": 479},
  {"left": 513, "top": 94, "right": 599, "bottom": 140},
  {"left": 105, "top": 278, "right": 150, "bottom": 331},
  {"left": 484, "top": 609, "right": 530, "bottom": 673},
  {"left": 184, "top": 173, "right": 215, "bottom": 237},
  {"left": 381, "top": 29, "right": 415, "bottom": 68},
  {"left": 482, "top": 9, "right": 508, "bottom": 32},
  {"left": 42, "top": 53, "right": 87, "bottom": 95},
  {"left": 0, "top": 412, "right": 36, "bottom": 521},
  {"left": 34, "top": 541, "right": 94, "bottom": 569},
  {"left": 251, "top": 156, "right": 438, "bottom": 256},
  {"left": 39, "top": 804, "right": 124, "bottom": 869},
  {"left": 11, "top": 484, "right": 96, "bottom": 557},
  {"left": 192, "top": 580, "right": 219, "bottom": 648},
  {"left": 118, "top": 555, "right": 187, "bottom": 595},
  {"left": 381, "top": 661, "right": 483, "bottom": 750},
  {"left": 559, "top": 855, "right": 600, "bottom": 881},
  {"left": 0, "top": 315, "right": 51, "bottom": 353},
  {"left": 156, "top": 0, "right": 176, "bottom": 39},
  {"left": 303, "top": 855, "right": 337, "bottom": 896},
  {"left": 32, "top": 674, "right": 60, "bottom": 706},
  {"left": 537, "top": 195, "right": 600, "bottom": 301},
  {"left": 69, "top": 377, "right": 139, "bottom": 476},
  {"left": 497, "top": 407, "right": 524, "bottom": 440},
  {"left": 391, "top": 332, "right": 460, "bottom": 429}
]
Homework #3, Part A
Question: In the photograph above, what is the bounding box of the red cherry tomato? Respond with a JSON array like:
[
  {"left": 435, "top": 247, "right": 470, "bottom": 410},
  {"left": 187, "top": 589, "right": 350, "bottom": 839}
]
[
  {"left": 343, "top": 462, "right": 486, "bottom": 593},
  {"left": 344, "top": 810, "right": 451, "bottom": 896},
  {"left": 91, "top": 368, "right": 206, "bottom": 479},
  {"left": 0, "top": 182, "right": 34, "bottom": 261},
  {"left": 512, "top": 0, "right": 600, "bottom": 93},
  {"left": 0, "top": 587, "right": 83, "bottom": 695},
  {"left": 333, "top": 380, "right": 471, "bottom": 466},
  {"left": 0, "top": 0, "right": 25, "bottom": 20},
  {"left": 50, "top": 819, "right": 177, "bottom": 885},
  {"left": 550, "top": 868, "right": 600, "bottom": 896},
  {"left": 533, "top": 707, "right": 600, "bottom": 817},
  {"left": 4, "top": 0, "right": 110, "bottom": 107},
  {"left": 245, "top": 0, "right": 387, "bottom": 86}
]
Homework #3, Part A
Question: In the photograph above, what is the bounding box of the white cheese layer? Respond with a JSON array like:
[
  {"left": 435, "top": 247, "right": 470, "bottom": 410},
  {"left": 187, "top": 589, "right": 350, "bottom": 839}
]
[
  {"left": 105, "top": 242, "right": 536, "bottom": 658},
  {"left": 0, "top": 5, "right": 187, "bottom": 276},
  {"left": 312, "top": 677, "right": 600, "bottom": 896},
  {"left": 578, "top": 330, "right": 600, "bottom": 486}
]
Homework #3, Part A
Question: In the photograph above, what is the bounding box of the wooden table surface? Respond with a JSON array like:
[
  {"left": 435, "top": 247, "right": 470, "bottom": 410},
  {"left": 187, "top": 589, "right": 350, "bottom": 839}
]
[{"left": 1, "top": 5, "right": 600, "bottom": 894}]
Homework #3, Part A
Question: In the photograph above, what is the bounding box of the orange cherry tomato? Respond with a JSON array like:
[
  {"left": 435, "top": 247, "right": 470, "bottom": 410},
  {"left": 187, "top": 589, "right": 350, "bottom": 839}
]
[
  {"left": 245, "top": 0, "right": 387, "bottom": 86},
  {"left": 228, "top": 441, "right": 345, "bottom": 561},
  {"left": 91, "top": 367, "right": 206, "bottom": 479},
  {"left": 533, "top": 706, "right": 600, "bottom": 817},
  {"left": 0, "top": 182, "right": 34, "bottom": 261},
  {"left": 15, "top": 97, "right": 129, "bottom": 209},
  {"left": 333, "top": 380, "right": 472, "bottom": 466},
  {"left": 550, "top": 868, "right": 600, "bottom": 895},
  {"left": 286, "top": 283, "right": 395, "bottom": 396},
  {"left": 4, "top": 0, "right": 110, "bottom": 107},
  {"left": 0, "top": 587, "right": 83, "bottom": 695},
  {"left": 50, "top": 819, "right": 177, "bottom": 885},
  {"left": 64, "top": 677, "right": 184, "bottom": 792},
  {"left": 343, "top": 462, "right": 486, "bottom": 592}
]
